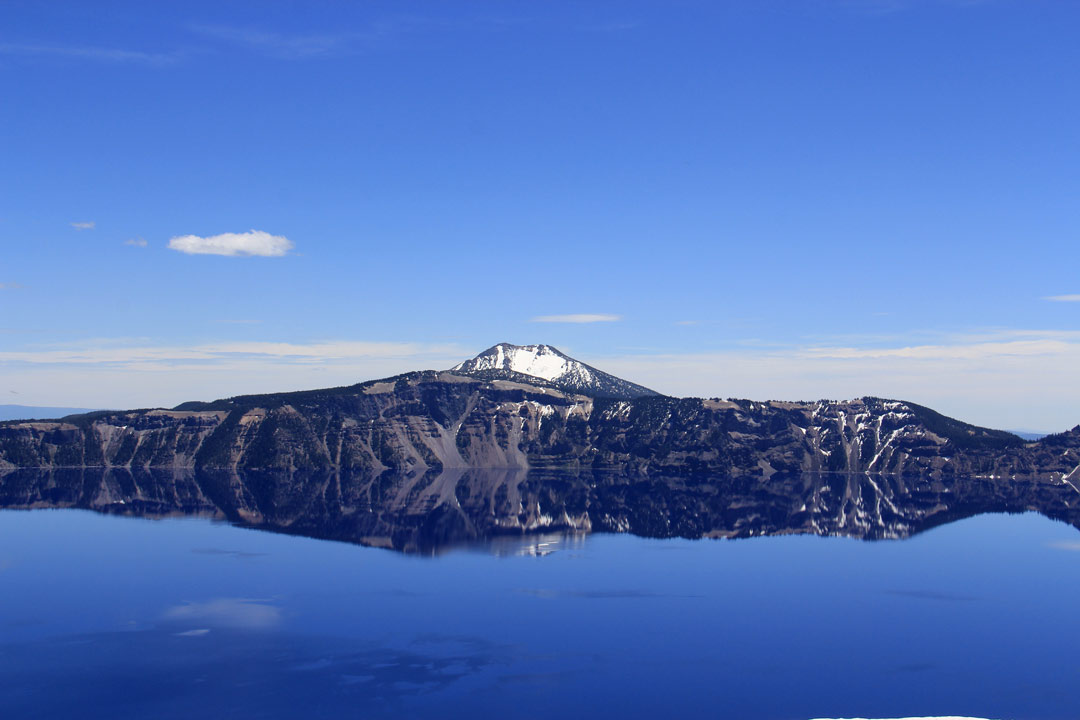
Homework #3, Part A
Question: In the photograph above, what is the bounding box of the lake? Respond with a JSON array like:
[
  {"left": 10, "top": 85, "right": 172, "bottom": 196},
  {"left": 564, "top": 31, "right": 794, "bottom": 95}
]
[{"left": 2, "top": 503, "right": 1078, "bottom": 719}]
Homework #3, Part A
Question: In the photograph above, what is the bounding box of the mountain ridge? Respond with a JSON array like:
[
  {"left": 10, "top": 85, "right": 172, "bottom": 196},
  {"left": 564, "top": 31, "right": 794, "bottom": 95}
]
[{"left": 1, "top": 345, "right": 1077, "bottom": 485}]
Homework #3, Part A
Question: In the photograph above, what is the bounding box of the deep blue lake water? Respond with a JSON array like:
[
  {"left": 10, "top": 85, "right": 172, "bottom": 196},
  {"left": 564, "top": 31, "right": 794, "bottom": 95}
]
[{"left": 1, "top": 509, "right": 1078, "bottom": 719}]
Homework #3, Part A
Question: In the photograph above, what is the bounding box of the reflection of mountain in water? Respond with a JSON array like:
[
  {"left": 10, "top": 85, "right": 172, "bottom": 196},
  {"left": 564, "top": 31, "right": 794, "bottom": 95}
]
[{"left": 2, "top": 466, "right": 1077, "bottom": 552}]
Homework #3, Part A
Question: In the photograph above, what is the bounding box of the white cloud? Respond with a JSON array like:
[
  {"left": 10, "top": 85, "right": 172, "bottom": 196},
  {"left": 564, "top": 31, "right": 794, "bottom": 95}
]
[
  {"left": 167, "top": 229, "right": 293, "bottom": 257},
  {"left": 675, "top": 320, "right": 698, "bottom": 326},
  {"left": 531, "top": 314, "right": 621, "bottom": 324},
  {"left": 70, "top": 221, "right": 95, "bottom": 230},
  {"left": 1045, "top": 294, "right": 1080, "bottom": 302},
  {"left": 124, "top": 237, "right": 148, "bottom": 247},
  {"left": 0, "top": 282, "right": 24, "bottom": 290}
]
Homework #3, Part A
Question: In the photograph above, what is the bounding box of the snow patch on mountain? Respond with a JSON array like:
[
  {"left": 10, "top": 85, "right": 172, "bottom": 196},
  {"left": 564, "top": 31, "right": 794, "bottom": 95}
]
[
  {"left": 453, "top": 344, "right": 584, "bottom": 383},
  {"left": 450, "top": 343, "right": 660, "bottom": 400}
]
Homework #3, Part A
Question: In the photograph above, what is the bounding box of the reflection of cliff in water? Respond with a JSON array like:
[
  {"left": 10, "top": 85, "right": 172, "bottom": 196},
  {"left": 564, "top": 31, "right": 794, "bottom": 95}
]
[{"left": 1, "top": 466, "right": 1078, "bottom": 553}]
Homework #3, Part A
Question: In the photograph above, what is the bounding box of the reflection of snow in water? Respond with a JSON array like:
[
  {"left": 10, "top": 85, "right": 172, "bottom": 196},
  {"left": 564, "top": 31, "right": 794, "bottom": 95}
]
[{"left": 479, "top": 530, "right": 587, "bottom": 558}]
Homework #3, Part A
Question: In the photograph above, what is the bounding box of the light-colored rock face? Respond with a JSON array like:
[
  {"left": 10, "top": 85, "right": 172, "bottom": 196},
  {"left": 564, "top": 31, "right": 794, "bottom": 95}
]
[{"left": 362, "top": 381, "right": 397, "bottom": 394}]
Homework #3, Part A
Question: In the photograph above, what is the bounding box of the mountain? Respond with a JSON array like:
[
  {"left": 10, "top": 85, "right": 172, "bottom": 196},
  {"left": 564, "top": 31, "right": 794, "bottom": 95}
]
[
  {"left": 450, "top": 343, "right": 660, "bottom": 400},
  {"left": 0, "top": 343, "right": 1077, "bottom": 485}
]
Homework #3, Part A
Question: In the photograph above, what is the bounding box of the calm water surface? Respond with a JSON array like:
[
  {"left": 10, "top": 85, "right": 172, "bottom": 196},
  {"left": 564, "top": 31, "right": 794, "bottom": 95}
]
[{"left": 1, "top": 509, "right": 1078, "bottom": 719}]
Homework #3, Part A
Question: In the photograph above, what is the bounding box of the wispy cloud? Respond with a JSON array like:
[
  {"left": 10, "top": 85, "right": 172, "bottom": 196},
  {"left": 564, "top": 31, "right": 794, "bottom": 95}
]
[
  {"left": 167, "top": 230, "right": 292, "bottom": 257},
  {"left": 797, "top": 338, "right": 1078, "bottom": 361},
  {"left": 3, "top": 16, "right": 515, "bottom": 67},
  {"left": 0, "top": 282, "right": 24, "bottom": 290},
  {"left": 70, "top": 221, "right": 95, "bottom": 231},
  {"left": 675, "top": 320, "right": 698, "bottom": 326},
  {"left": 531, "top": 314, "right": 621, "bottom": 324},
  {"left": 124, "top": 237, "right": 148, "bottom": 247},
  {"left": 0, "top": 339, "right": 464, "bottom": 366},
  {"left": 189, "top": 16, "right": 522, "bottom": 59},
  {"left": 188, "top": 16, "right": 450, "bottom": 59},
  {"left": 0, "top": 339, "right": 468, "bottom": 409},
  {"left": 190, "top": 24, "right": 354, "bottom": 58},
  {"left": 1045, "top": 294, "right": 1080, "bottom": 303},
  {"left": 0, "top": 43, "right": 182, "bottom": 65}
]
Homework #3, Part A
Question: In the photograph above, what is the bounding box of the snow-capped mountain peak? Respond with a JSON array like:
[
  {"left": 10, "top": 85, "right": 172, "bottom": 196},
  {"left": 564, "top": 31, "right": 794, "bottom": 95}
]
[
  {"left": 452, "top": 343, "right": 581, "bottom": 382},
  {"left": 450, "top": 343, "right": 660, "bottom": 400}
]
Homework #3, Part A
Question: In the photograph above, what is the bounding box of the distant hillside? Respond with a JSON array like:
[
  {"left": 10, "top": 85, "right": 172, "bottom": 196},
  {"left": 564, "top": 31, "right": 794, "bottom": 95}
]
[{"left": 0, "top": 405, "right": 100, "bottom": 422}]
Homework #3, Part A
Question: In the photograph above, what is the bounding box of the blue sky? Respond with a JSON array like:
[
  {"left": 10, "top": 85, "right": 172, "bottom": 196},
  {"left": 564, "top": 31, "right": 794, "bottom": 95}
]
[{"left": 1, "top": 0, "right": 1078, "bottom": 431}]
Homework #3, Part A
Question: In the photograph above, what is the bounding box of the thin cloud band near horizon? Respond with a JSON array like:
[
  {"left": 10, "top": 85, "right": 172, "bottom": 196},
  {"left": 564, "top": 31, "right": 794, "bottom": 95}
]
[{"left": 530, "top": 314, "right": 621, "bottom": 323}]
